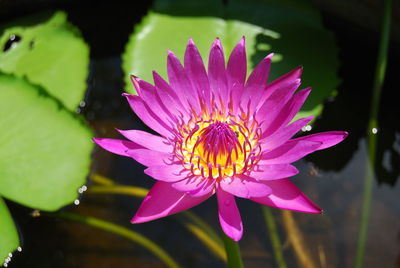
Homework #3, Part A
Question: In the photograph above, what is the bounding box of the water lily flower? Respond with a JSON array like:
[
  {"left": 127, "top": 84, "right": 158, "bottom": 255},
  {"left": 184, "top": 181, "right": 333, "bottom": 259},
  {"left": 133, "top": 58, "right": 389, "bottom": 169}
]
[{"left": 94, "top": 37, "right": 347, "bottom": 241}]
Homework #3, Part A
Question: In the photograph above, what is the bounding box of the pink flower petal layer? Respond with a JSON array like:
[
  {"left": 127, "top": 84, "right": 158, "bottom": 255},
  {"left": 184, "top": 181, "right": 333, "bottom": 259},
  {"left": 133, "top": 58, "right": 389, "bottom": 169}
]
[
  {"left": 126, "top": 149, "right": 173, "bottom": 167},
  {"left": 171, "top": 177, "right": 215, "bottom": 197},
  {"left": 260, "top": 116, "right": 314, "bottom": 151},
  {"left": 93, "top": 138, "right": 142, "bottom": 157},
  {"left": 167, "top": 51, "right": 201, "bottom": 113},
  {"left": 132, "top": 181, "right": 212, "bottom": 223},
  {"left": 144, "top": 164, "right": 189, "bottom": 182},
  {"left": 220, "top": 175, "right": 271, "bottom": 198},
  {"left": 256, "top": 66, "right": 302, "bottom": 111},
  {"left": 117, "top": 129, "right": 171, "bottom": 153},
  {"left": 227, "top": 37, "right": 246, "bottom": 111},
  {"left": 250, "top": 164, "right": 299, "bottom": 181},
  {"left": 260, "top": 140, "right": 322, "bottom": 165},
  {"left": 251, "top": 179, "right": 322, "bottom": 213},
  {"left": 184, "top": 39, "right": 211, "bottom": 108},
  {"left": 208, "top": 38, "right": 228, "bottom": 107},
  {"left": 217, "top": 188, "right": 243, "bottom": 241},
  {"left": 124, "top": 94, "right": 173, "bottom": 138},
  {"left": 241, "top": 54, "right": 273, "bottom": 113},
  {"left": 292, "top": 131, "right": 349, "bottom": 150}
]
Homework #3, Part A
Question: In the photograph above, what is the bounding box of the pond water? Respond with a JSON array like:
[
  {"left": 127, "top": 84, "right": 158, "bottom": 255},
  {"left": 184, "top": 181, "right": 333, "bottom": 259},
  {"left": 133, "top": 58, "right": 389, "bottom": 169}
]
[{"left": 3, "top": 1, "right": 400, "bottom": 267}]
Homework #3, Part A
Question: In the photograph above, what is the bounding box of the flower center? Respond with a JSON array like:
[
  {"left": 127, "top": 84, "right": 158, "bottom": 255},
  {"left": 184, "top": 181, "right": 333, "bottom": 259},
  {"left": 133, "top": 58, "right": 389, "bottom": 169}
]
[
  {"left": 196, "top": 121, "right": 241, "bottom": 169},
  {"left": 175, "top": 115, "right": 262, "bottom": 179}
]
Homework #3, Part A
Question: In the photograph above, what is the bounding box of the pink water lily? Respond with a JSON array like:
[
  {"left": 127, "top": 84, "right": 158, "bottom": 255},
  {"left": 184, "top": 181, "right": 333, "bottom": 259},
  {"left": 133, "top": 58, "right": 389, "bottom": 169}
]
[{"left": 94, "top": 37, "right": 347, "bottom": 241}]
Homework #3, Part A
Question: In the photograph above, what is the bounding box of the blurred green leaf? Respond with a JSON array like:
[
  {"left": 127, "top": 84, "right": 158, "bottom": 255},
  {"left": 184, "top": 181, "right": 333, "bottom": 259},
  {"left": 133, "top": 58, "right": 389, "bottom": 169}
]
[
  {"left": 0, "top": 198, "right": 19, "bottom": 265},
  {"left": 123, "top": 0, "right": 339, "bottom": 118},
  {"left": 0, "top": 11, "right": 89, "bottom": 111},
  {"left": 0, "top": 74, "right": 93, "bottom": 210}
]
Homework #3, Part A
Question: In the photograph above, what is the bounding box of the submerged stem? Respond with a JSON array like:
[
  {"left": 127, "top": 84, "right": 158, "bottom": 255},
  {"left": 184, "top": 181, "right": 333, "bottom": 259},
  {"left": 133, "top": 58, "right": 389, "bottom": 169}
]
[
  {"left": 54, "top": 212, "right": 180, "bottom": 268},
  {"left": 355, "top": 0, "right": 392, "bottom": 267},
  {"left": 89, "top": 185, "right": 148, "bottom": 198},
  {"left": 221, "top": 233, "right": 244, "bottom": 268},
  {"left": 88, "top": 174, "right": 226, "bottom": 262},
  {"left": 262, "top": 207, "right": 287, "bottom": 268},
  {"left": 281, "top": 211, "right": 316, "bottom": 268}
]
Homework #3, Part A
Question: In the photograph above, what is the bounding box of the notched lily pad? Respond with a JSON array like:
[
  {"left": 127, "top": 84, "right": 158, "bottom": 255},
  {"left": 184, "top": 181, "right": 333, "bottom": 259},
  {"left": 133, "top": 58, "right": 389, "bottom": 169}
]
[
  {"left": 0, "top": 74, "right": 93, "bottom": 211},
  {"left": 0, "top": 11, "right": 89, "bottom": 111},
  {"left": 122, "top": 0, "right": 339, "bottom": 119}
]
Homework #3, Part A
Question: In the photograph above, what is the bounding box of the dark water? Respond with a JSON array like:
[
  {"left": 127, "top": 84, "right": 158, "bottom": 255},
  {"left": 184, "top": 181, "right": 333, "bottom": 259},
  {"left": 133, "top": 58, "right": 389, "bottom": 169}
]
[{"left": 2, "top": 1, "right": 400, "bottom": 267}]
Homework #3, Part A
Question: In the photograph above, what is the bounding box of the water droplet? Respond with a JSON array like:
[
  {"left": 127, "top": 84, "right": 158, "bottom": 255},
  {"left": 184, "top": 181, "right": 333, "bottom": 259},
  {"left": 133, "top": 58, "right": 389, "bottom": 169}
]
[
  {"left": 8, "top": 253, "right": 12, "bottom": 258},
  {"left": 30, "top": 210, "right": 41, "bottom": 217},
  {"left": 79, "top": 101, "right": 86, "bottom": 107},
  {"left": 74, "top": 199, "right": 80, "bottom": 205},
  {"left": 78, "top": 188, "right": 84, "bottom": 194},
  {"left": 371, "top": 128, "right": 378, "bottom": 134},
  {"left": 17, "top": 247, "right": 22, "bottom": 252},
  {"left": 5, "top": 257, "right": 10, "bottom": 262},
  {"left": 76, "top": 107, "right": 81, "bottom": 114},
  {"left": 81, "top": 185, "right": 87, "bottom": 191},
  {"left": 305, "top": 125, "right": 312, "bottom": 131},
  {"left": 4, "top": 263, "right": 8, "bottom": 267}
]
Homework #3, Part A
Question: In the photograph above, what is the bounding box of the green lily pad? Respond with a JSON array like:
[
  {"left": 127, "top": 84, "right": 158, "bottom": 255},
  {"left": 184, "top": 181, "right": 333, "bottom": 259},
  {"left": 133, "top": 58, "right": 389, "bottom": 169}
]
[
  {"left": 0, "top": 198, "right": 19, "bottom": 265},
  {"left": 0, "top": 74, "right": 93, "bottom": 210},
  {"left": 0, "top": 11, "right": 89, "bottom": 111},
  {"left": 122, "top": 0, "right": 339, "bottom": 118}
]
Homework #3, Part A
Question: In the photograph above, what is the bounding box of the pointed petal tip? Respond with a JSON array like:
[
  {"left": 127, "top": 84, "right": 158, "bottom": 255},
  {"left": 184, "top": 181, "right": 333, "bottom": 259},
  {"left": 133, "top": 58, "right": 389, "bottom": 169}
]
[
  {"left": 130, "top": 75, "right": 142, "bottom": 93},
  {"left": 92, "top": 137, "right": 107, "bottom": 146},
  {"left": 187, "top": 38, "right": 195, "bottom": 45},
  {"left": 131, "top": 215, "right": 145, "bottom": 224},
  {"left": 212, "top": 38, "right": 223, "bottom": 49},
  {"left": 301, "top": 87, "right": 312, "bottom": 95},
  {"left": 115, "top": 128, "right": 127, "bottom": 136},
  {"left": 266, "top": 53, "right": 274, "bottom": 59}
]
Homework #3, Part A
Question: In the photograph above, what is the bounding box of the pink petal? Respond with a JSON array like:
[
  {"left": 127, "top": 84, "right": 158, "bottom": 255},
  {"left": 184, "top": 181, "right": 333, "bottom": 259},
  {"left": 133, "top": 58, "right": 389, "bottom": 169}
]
[
  {"left": 217, "top": 188, "right": 243, "bottom": 241},
  {"left": 171, "top": 176, "right": 215, "bottom": 197},
  {"left": 208, "top": 38, "right": 228, "bottom": 110},
  {"left": 260, "top": 140, "right": 322, "bottom": 165},
  {"left": 256, "top": 66, "right": 303, "bottom": 111},
  {"left": 219, "top": 175, "right": 271, "bottom": 198},
  {"left": 262, "top": 87, "right": 311, "bottom": 138},
  {"left": 167, "top": 51, "right": 201, "bottom": 113},
  {"left": 184, "top": 39, "right": 211, "bottom": 109},
  {"left": 117, "top": 129, "right": 171, "bottom": 153},
  {"left": 123, "top": 94, "right": 173, "bottom": 138},
  {"left": 93, "top": 138, "right": 142, "bottom": 157},
  {"left": 132, "top": 181, "right": 212, "bottom": 223},
  {"left": 241, "top": 54, "right": 273, "bottom": 113},
  {"left": 251, "top": 179, "right": 322, "bottom": 213},
  {"left": 227, "top": 37, "right": 247, "bottom": 112},
  {"left": 256, "top": 79, "right": 301, "bottom": 131},
  {"left": 135, "top": 78, "right": 176, "bottom": 124},
  {"left": 126, "top": 149, "right": 174, "bottom": 167},
  {"left": 144, "top": 164, "right": 189, "bottom": 182},
  {"left": 292, "top": 131, "right": 349, "bottom": 150},
  {"left": 152, "top": 70, "right": 189, "bottom": 118},
  {"left": 250, "top": 164, "right": 299, "bottom": 181},
  {"left": 227, "top": 37, "right": 247, "bottom": 88},
  {"left": 260, "top": 116, "right": 314, "bottom": 150}
]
